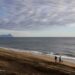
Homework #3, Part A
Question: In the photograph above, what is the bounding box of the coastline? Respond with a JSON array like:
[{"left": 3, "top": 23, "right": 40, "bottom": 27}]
[
  {"left": 0, "top": 47, "right": 75, "bottom": 67},
  {"left": 0, "top": 47, "right": 75, "bottom": 75}
]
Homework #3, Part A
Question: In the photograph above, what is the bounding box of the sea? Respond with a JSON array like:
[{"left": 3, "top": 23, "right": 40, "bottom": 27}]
[{"left": 0, "top": 37, "right": 75, "bottom": 57}]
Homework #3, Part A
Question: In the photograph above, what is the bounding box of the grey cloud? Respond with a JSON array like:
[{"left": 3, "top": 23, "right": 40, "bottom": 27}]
[{"left": 0, "top": 0, "right": 75, "bottom": 30}]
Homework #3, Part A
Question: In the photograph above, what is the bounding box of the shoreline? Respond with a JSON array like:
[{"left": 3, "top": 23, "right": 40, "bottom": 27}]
[
  {"left": 0, "top": 47, "right": 75, "bottom": 75},
  {"left": 0, "top": 47, "right": 75, "bottom": 68}
]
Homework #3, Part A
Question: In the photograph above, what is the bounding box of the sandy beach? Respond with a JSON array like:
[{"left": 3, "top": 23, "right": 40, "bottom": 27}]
[
  {"left": 0, "top": 48, "right": 75, "bottom": 75},
  {"left": 2, "top": 47, "right": 75, "bottom": 67}
]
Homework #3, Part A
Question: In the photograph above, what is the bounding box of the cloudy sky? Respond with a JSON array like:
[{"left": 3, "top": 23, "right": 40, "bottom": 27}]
[{"left": 0, "top": 0, "right": 75, "bottom": 37}]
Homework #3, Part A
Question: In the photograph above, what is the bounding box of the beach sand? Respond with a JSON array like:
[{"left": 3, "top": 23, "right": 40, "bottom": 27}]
[{"left": 0, "top": 48, "right": 75, "bottom": 75}]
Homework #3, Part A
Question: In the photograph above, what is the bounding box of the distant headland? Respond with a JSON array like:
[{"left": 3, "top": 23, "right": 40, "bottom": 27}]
[{"left": 0, "top": 34, "right": 13, "bottom": 37}]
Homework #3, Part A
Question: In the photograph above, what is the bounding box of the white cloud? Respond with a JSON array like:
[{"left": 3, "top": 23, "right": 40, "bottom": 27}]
[
  {"left": 67, "top": 23, "right": 75, "bottom": 27},
  {"left": 41, "top": 18, "right": 48, "bottom": 22}
]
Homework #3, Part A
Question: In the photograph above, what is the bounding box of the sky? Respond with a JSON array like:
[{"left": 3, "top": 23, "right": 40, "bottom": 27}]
[{"left": 0, "top": 0, "right": 75, "bottom": 37}]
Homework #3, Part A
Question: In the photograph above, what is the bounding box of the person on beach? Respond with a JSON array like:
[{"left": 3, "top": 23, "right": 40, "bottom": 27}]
[
  {"left": 59, "top": 56, "right": 62, "bottom": 63},
  {"left": 55, "top": 56, "right": 57, "bottom": 62}
]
